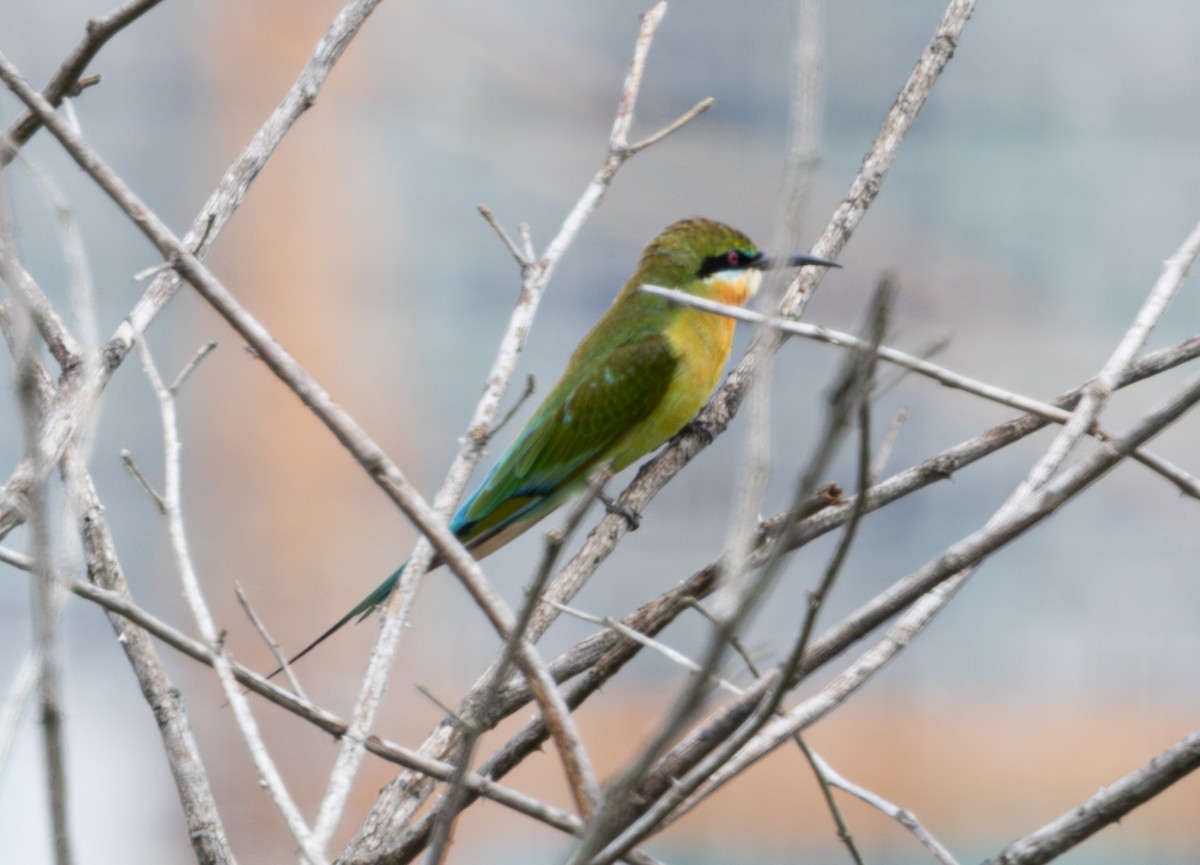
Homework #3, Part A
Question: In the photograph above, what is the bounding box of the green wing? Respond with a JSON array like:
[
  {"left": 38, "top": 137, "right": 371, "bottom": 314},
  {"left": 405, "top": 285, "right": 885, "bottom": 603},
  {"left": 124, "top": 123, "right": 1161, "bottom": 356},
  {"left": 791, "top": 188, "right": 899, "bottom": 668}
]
[{"left": 451, "top": 333, "right": 678, "bottom": 549}]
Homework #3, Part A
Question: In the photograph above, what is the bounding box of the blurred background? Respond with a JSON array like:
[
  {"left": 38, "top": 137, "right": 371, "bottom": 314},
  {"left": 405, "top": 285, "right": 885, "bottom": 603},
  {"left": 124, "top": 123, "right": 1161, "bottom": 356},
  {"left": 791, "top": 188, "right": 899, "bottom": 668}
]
[{"left": 2, "top": 1, "right": 1199, "bottom": 862}]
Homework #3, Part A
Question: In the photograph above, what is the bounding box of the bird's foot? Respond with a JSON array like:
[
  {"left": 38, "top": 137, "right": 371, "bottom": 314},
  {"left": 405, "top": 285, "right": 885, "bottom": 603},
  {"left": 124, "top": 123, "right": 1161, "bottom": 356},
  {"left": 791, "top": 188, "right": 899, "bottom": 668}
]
[
  {"left": 599, "top": 492, "right": 641, "bottom": 531},
  {"left": 682, "top": 417, "right": 715, "bottom": 446}
]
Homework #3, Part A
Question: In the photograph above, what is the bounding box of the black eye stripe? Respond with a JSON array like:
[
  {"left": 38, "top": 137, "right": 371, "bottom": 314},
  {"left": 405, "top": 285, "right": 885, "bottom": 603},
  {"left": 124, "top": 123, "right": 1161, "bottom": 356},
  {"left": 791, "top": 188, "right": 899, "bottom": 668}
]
[{"left": 698, "top": 248, "right": 760, "bottom": 278}]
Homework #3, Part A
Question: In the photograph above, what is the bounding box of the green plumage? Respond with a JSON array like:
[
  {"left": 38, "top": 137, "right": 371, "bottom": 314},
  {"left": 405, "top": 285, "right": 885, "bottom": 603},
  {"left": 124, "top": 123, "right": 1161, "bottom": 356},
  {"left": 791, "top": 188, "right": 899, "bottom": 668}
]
[
  {"left": 451, "top": 217, "right": 760, "bottom": 555},
  {"left": 275, "top": 218, "right": 821, "bottom": 673}
]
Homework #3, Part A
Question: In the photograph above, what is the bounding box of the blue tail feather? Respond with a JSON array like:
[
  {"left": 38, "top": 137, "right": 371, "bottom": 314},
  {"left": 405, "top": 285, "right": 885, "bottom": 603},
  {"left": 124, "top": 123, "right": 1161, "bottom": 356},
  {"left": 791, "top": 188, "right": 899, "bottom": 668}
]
[{"left": 264, "top": 562, "right": 407, "bottom": 681}]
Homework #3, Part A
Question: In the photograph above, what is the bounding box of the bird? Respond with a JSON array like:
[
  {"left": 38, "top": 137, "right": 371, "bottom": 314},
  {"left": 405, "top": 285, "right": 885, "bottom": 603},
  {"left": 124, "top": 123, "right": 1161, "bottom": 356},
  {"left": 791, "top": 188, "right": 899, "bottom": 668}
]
[{"left": 273, "top": 217, "right": 837, "bottom": 675}]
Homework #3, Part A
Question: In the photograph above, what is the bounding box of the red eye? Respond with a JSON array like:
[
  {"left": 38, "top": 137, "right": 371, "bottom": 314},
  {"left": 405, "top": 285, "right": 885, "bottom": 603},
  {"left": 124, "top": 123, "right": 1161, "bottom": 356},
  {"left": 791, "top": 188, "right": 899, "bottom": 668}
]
[{"left": 726, "top": 249, "right": 741, "bottom": 266}]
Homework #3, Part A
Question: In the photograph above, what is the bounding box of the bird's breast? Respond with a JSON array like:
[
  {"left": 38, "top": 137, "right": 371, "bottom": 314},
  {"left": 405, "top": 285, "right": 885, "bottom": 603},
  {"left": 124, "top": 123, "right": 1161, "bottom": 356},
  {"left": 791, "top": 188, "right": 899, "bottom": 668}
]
[
  {"left": 596, "top": 275, "right": 752, "bottom": 473},
  {"left": 610, "top": 304, "right": 734, "bottom": 463},
  {"left": 666, "top": 305, "right": 736, "bottom": 395}
]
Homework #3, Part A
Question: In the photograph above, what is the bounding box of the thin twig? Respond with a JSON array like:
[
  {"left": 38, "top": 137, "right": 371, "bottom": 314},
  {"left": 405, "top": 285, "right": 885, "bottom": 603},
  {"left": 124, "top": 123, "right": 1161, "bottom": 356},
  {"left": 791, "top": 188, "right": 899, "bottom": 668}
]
[
  {"left": 132, "top": 260, "right": 171, "bottom": 281},
  {"left": 235, "top": 581, "right": 308, "bottom": 701},
  {"left": 796, "top": 276, "right": 889, "bottom": 663},
  {"left": 529, "top": 1, "right": 978, "bottom": 735},
  {"left": 0, "top": 0, "right": 167, "bottom": 163},
  {"left": 624, "top": 96, "right": 713, "bottom": 155},
  {"left": 794, "top": 738, "right": 866, "bottom": 865},
  {"left": 489, "top": 374, "right": 536, "bottom": 436},
  {"left": 67, "top": 74, "right": 101, "bottom": 96},
  {"left": 639, "top": 282, "right": 1200, "bottom": 499},
  {"left": 0, "top": 650, "right": 39, "bottom": 781},
  {"left": 137, "top": 339, "right": 327, "bottom": 864},
  {"left": 874, "top": 334, "right": 950, "bottom": 399},
  {"left": 346, "top": 4, "right": 718, "bottom": 855},
  {"left": 0, "top": 244, "right": 82, "bottom": 372},
  {"left": 639, "top": 367, "right": 1200, "bottom": 830},
  {"left": 10, "top": 150, "right": 99, "bottom": 363},
  {"left": 36, "top": 571, "right": 591, "bottom": 840},
  {"left": 424, "top": 480, "right": 608, "bottom": 865},
  {"left": 8, "top": 184, "right": 75, "bottom": 865},
  {"left": 807, "top": 748, "right": 960, "bottom": 865},
  {"left": 1016, "top": 216, "right": 1200, "bottom": 496},
  {"left": 477, "top": 204, "right": 530, "bottom": 267},
  {"left": 870, "top": 407, "right": 907, "bottom": 483},
  {"left": 0, "top": 0, "right": 388, "bottom": 548},
  {"left": 691, "top": 587, "right": 868, "bottom": 865},
  {"left": 982, "top": 723, "right": 1200, "bottom": 865},
  {"left": 120, "top": 449, "right": 166, "bottom": 514},
  {"left": 584, "top": 280, "right": 891, "bottom": 865},
  {"left": 168, "top": 339, "right": 218, "bottom": 395},
  {"left": 1, "top": 31, "right": 569, "bottom": 782},
  {"left": 548, "top": 600, "right": 745, "bottom": 697},
  {"left": 312, "top": 543, "right": 435, "bottom": 850},
  {"left": 0, "top": 544, "right": 34, "bottom": 570}
]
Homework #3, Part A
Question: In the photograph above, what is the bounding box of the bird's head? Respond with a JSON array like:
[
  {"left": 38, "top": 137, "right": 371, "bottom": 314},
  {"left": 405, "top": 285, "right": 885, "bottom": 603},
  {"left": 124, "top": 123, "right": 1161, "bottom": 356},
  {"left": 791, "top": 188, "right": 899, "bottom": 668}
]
[{"left": 633, "top": 217, "right": 836, "bottom": 307}]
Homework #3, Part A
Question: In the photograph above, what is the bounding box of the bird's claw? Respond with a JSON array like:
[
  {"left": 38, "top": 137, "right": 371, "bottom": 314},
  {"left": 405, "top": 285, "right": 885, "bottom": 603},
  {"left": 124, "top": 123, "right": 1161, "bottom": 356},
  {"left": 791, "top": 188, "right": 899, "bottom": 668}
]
[
  {"left": 683, "top": 417, "right": 714, "bottom": 446},
  {"left": 599, "top": 492, "right": 641, "bottom": 531}
]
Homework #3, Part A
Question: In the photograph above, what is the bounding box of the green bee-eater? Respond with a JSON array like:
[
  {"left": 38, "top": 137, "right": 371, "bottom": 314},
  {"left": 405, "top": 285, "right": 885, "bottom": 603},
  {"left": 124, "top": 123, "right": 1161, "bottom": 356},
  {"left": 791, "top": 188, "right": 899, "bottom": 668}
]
[{"left": 278, "top": 217, "right": 836, "bottom": 671}]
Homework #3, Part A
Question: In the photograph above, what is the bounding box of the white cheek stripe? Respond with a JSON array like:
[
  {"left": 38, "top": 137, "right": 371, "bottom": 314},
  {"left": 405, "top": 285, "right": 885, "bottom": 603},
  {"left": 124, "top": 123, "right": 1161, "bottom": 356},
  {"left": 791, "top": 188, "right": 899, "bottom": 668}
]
[{"left": 746, "top": 268, "right": 763, "bottom": 299}]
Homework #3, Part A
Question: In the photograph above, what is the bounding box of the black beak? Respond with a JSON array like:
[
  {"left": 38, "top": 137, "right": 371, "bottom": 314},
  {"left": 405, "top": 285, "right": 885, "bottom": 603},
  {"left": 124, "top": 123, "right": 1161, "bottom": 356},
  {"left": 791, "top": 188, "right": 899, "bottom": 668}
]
[{"left": 755, "top": 252, "right": 841, "bottom": 270}]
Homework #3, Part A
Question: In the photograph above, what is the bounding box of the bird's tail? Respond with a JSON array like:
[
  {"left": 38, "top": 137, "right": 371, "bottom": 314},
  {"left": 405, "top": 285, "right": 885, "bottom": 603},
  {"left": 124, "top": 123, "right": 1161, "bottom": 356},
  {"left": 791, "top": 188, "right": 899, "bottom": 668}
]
[{"left": 264, "top": 563, "right": 406, "bottom": 682}]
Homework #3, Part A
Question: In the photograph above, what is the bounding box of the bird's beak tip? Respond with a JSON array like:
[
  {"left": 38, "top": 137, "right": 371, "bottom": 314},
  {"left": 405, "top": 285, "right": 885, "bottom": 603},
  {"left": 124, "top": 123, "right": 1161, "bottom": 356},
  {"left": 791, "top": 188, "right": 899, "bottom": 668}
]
[
  {"left": 757, "top": 252, "right": 841, "bottom": 271},
  {"left": 786, "top": 253, "right": 841, "bottom": 270}
]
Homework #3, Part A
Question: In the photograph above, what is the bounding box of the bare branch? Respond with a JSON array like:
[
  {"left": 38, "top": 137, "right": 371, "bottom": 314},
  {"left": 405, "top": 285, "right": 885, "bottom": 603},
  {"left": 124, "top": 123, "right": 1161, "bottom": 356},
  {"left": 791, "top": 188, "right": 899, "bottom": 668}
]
[
  {"left": 8, "top": 181, "right": 75, "bottom": 865},
  {"left": 548, "top": 600, "right": 745, "bottom": 697},
  {"left": 136, "top": 340, "right": 326, "bottom": 863},
  {"left": 0, "top": 544, "right": 33, "bottom": 570},
  {"left": 25, "top": 569, "right": 595, "bottom": 841},
  {"left": 982, "top": 724, "right": 1200, "bottom": 865},
  {"left": 119, "top": 449, "right": 166, "bottom": 514},
  {"left": 530, "top": 0, "right": 978, "bottom": 698},
  {"left": 381, "top": 488, "right": 842, "bottom": 863},
  {"left": 634, "top": 366, "right": 1200, "bottom": 835},
  {"left": 477, "top": 204, "right": 529, "bottom": 267},
  {"left": 0, "top": 650, "right": 39, "bottom": 780},
  {"left": 582, "top": 282, "right": 891, "bottom": 865},
  {"left": 168, "top": 339, "right": 218, "bottom": 395},
  {"left": 0, "top": 0, "right": 167, "bottom": 162},
  {"left": 489, "top": 374, "right": 536, "bottom": 437},
  {"left": 607, "top": 2, "right": 668, "bottom": 152},
  {"left": 345, "top": 4, "right": 720, "bottom": 854},
  {"left": 624, "top": 96, "right": 713, "bottom": 155},
  {"left": 0, "top": 246, "right": 82, "bottom": 372},
  {"left": 7, "top": 151, "right": 98, "bottom": 362},
  {"left": 0, "top": 0, "right": 388, "bottom": 545},
  {"left": 870, "top": 406, "right": 907, "bottom": 483},
  {"left": 1016, "top": 216, "right": 1200, "bottom": 495},
  {"left": 235, "top": 581, "right": 309, "bottom": 702},
  {"left": 807, "top": 748, "right": 961, "bottom": 865},
  {"left": 424, "top": 482, "right": 608, "bottom": 864},
  {"left": 639, "top": 282, "right": 1200, "bottom": 499}
]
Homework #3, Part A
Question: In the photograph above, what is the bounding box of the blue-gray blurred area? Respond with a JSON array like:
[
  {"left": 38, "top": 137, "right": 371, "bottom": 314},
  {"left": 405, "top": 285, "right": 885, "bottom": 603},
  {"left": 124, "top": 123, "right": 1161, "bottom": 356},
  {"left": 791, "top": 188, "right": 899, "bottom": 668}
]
[{"left": 1, "top": 1, "right": 1198, "bottom": 863}]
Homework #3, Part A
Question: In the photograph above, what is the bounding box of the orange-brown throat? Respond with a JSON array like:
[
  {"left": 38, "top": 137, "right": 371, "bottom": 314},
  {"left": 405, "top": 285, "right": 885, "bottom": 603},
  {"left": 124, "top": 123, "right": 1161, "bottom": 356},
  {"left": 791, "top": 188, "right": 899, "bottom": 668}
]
[{"left": 700, "top": 269, "right": 762, "bottom": 307}]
